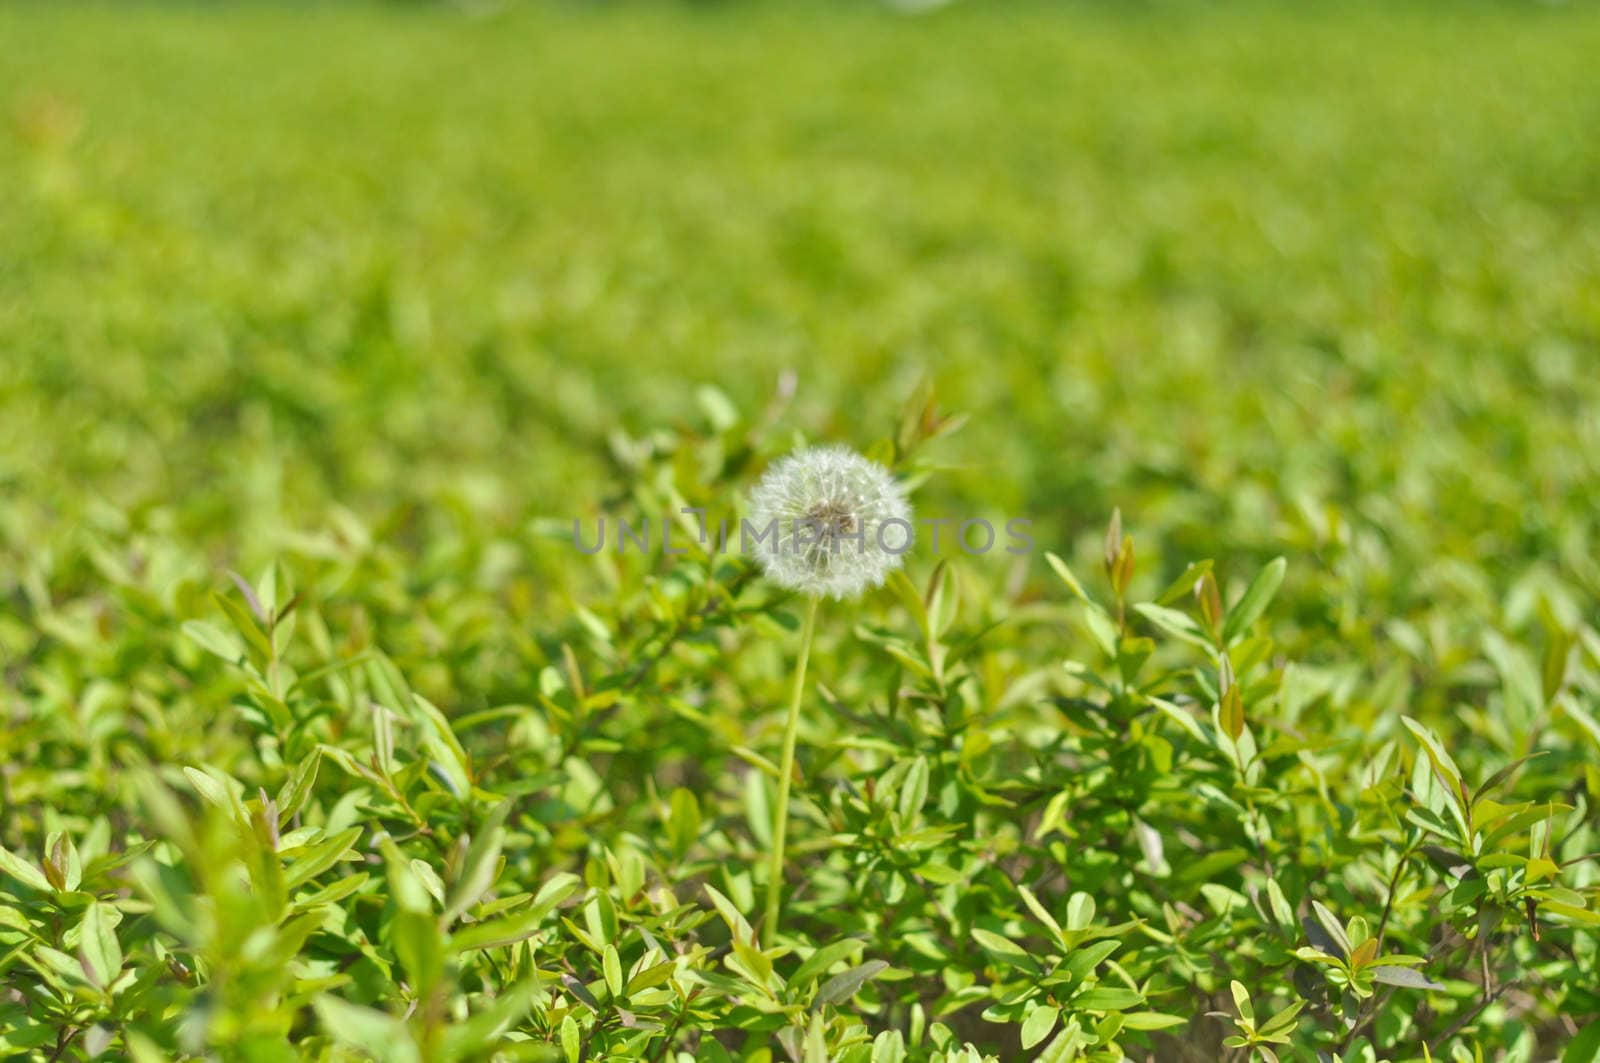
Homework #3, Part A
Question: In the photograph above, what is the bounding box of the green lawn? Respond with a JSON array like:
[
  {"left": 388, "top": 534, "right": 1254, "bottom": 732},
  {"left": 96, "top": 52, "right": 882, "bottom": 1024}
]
[{"left": 2, "top": 2, "right": 1599, "bottom": 1060}]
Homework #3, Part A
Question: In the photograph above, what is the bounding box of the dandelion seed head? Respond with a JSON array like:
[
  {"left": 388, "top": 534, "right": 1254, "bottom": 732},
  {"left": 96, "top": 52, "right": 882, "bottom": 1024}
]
[{"left": 746, "top": 445, "right": 913, "bottom": 600}]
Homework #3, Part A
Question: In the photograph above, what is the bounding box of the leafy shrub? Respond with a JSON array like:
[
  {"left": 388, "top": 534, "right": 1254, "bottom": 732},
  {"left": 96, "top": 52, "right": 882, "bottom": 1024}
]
[{"left": 2, "top": 393, "right": 1598, "bottom": 1060}]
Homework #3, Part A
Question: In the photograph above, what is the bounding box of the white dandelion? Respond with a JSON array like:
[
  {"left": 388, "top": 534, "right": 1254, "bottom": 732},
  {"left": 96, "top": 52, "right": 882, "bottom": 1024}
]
[
  {"left": 748, "top": 444, "right": 914, "bottom": 947},
  {"left": 745, "top": 444, "right": 914, "bottom": 601}
]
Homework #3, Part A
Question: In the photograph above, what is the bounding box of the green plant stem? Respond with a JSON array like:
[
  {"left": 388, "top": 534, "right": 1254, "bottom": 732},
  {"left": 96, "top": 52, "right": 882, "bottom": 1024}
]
[{"left": 764, "top": 593, "right": 819, "bottom": 948}]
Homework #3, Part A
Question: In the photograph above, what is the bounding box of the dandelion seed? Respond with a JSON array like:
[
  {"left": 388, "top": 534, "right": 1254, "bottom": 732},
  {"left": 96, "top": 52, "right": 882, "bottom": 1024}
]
[{"left": 745, "top": 445, "right": 913, "bottom": 600}]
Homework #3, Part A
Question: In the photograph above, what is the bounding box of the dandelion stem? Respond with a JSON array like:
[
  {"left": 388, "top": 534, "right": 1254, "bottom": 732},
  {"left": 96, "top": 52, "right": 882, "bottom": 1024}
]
[{"left": 764, "top": 593, "right": 819, "bottom": 948}]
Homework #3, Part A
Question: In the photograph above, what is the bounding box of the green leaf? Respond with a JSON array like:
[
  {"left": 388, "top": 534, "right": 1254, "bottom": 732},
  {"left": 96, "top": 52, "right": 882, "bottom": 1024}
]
[
  {"left": 1045, "top": 552, "right": 1090, "bottom": 603},
  {"left": 971, "top": 928, "right": 1036, "bottom": 971},
  {"left": 1229, "top": 980, "right": 1253, "bottom": 1024},
  {"left": 1542, "top": 901, "right": 1600, "bottom": 926},
  {"left": 1370, "top": 966, "right": 1444, "bottom": 990},
  {"left": 1471, "top": 751, "right": 1547, "bottom": 807},
  {"left": 1073, "top": 986, "right": 1144, "bottom": 1011},
  {"left": 181, "top": 619, "right": 244, "bottom": 663},
  {"left": 627, "top": 959, "right": 677, "bottom": 994},
  {"left": 531, "top": 872, "right": 584, "bottom": 919},
  {"left": 897, "top": 756, "right": 929, "bottom": 823},
  {"left": 1565, "top": 1019, "right": 1600, "bottom": 1063},
  {"left": 1062, "top": 939, "right": 1121, "bottom": 982},
  {"left": 1401, "top": 717, "right": 1465, "bottom": 793},
  {"left": 1036, "top": 1022, "right": 1087, "bottom": 1063},
  {"left": 275, "top": 750, "right": 322, "bottom": 821},
  {"left": 603, "top": 943, "right": 624, "bottom": 999},
  {"left": 1017, "top": 884, "right": 1064, "bottom": 942},
  {"left": 452, "top": 908, "right": 548, "bottom": 952},
  {"left": 438, "top": 978, "right": 542, "bottom": 1058},
  {"left": 1148, "top": 696, "right": 1209, "bottom": 743},
  {"left": 696, "top": 384, "right": 739, "bottom": 431},
  {"left": 1021, "top": 1004, "right": 1060, "bottom": 1050},
  {"left": 560, "top": 1014, "right": 580, "bottom": 1063},
  {"left": 1065, "top": 891, "right": 1096, "bottom": 932},
  {"left": 815, "top": 960, "right": 889, "bottom": 1006},
  {"left": 313, "top": 996, "right": 420, "bottom": 1063},
  {"left": 1265, "top": 877, "right": 1295, "bottom": 931},
  {"left": 730, "top": 934, "right": 774, "bottom": 990},
  {"left": 887, "top": 570, "right": 931, "bottom": 637},
  {"left": 667, "top": 787, "right": 702, "bottom": 859},
  {"left": 703, "top": 884, "right": 754, "bottom": 943},
  {"left": 78, "top": 902, "right": 122, "bottom": 989},
  {"left": 792, "top": 938, "right": 866, "bottom": 989},
  {"left": 443, "top": 801, "right": 510, "bottom": 924},
  {"left": 1122, "top": 1012, "right": 1188, "bottom": 1031},
  {"left": 1154, "top": 559, "right": 1215, "bottom": 606},
  {"left": 1082, "top": 603, "right": 1120, "bottom": 658},
  {"left": 0, "top": 845, "right": 53, "bottom": 892},
  {"left": 871, "top": 1030, "right": 907, "bottom": 1063},
  {"left": 183, "top": 765, "right": 241, "bottom": 816},
  {"left": 1257, "top": 999, "right": 1305, "bottom": 1037},
  {"left": 1222, "top": 557, "right": 1286, "bottom": 643},
  {"left": 391, "top": 908, "right": 444, "bottom": 992},
  {"left": 283, "top": 827, "right": 361, "bottom": 890},
  {"left": 1310, "top": 901, "right": 1352, "bottom": 961},
  {"left": 1133, "top": 603, "right": 1213, "bottom": 650},
  {"left": 294, "top": 871, "right": 370, "bottom": 910},
  {"left": 1175, "top": 846, "right": 1250, "bottom": 883}
]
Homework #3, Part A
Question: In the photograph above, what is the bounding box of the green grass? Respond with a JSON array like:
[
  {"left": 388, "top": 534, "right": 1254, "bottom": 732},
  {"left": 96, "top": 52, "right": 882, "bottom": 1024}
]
[{"left": 2, "top": 2, "right": 1599, "bottom": 1060}]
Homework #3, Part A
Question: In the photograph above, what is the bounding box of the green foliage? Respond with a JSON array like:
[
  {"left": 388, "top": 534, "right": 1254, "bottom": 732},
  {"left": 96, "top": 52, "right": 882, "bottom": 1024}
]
[{"left": 2, "top": 2, "right": 1600, "bottom": 1061}]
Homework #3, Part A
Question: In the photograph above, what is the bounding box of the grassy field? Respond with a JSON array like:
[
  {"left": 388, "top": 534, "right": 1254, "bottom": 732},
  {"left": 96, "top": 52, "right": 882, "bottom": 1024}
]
[{"left": 3, "top": 2, "right": 1600, "bottom": 1060}]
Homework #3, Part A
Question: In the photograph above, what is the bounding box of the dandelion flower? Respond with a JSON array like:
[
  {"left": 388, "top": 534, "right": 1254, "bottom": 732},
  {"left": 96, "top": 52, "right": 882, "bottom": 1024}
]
[
  {"left": 748, "top": 444, "right": 914, "bottom": 946},
  {"left": 746, "top": 444, "right": 914, "bottom": 600}
]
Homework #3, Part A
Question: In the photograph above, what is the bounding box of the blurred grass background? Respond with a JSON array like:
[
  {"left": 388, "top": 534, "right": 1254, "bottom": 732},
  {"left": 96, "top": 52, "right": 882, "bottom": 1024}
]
[{"left": 3, "top": 0, "right": 1598, "bottom": 667}]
